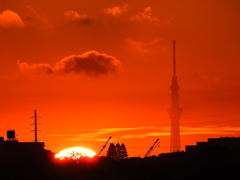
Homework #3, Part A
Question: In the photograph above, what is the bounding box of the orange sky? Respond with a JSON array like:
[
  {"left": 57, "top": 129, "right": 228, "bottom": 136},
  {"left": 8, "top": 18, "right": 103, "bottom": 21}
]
[{"left": 0, "top": 0, "right": 240, "bottom": 157}]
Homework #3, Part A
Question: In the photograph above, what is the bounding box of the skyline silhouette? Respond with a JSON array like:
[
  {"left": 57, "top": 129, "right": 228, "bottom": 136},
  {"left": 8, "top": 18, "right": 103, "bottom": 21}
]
[{"left": 0, "top": 133, "right": 240, "bottom": 180}]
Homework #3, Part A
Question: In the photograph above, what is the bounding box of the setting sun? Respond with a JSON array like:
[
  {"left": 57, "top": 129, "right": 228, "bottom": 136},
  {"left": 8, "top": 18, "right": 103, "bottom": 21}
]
[{"left": 55, "top": 147, "right": 96, "bottom": 160}]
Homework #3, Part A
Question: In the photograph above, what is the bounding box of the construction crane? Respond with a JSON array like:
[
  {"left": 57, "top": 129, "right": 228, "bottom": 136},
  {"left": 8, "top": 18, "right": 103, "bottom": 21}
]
[
  {"left": 97, "top": 136, "right": 112, "bottom": 156},
  {"left": 144, "top": 139, "right": 160, "bottom": 158}
]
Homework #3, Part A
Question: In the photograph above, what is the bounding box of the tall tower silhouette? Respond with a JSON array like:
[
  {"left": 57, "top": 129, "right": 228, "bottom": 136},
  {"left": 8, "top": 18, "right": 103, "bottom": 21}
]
[{"left": 168, "top": 40, "right": 182, "bottom": 152}]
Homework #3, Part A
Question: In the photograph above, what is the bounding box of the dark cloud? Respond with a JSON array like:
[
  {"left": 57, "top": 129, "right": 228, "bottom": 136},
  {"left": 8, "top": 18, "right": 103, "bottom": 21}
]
[
  {"left": 24, "top": 5, "right": 51, "bottom": 28},
  {"left": 55, "top": 50, "right": 121, "bottom": 76},
  {"left": 187, "top": 73, "right": 221, "bottom": 83},
  {"left": 17, "top": 51, "right": 121, "bottom": 76},
  {"left": 64, "top": 11, "right": 92, "bottom": 25}
]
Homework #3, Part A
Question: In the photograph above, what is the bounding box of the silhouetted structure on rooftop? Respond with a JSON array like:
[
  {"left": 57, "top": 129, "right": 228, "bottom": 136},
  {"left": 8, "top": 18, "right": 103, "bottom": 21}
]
[
  {"left": 7, "top": 130, "right": 17, "bottom": 141},
  {"left": 168, "top": 40, "right": 182, "bottom": 152}
]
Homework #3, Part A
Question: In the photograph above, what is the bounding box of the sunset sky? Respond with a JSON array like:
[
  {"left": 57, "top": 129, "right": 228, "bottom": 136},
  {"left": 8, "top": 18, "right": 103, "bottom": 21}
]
[{"left": 1, "top": 0, "right": 240, "bottom": 157}]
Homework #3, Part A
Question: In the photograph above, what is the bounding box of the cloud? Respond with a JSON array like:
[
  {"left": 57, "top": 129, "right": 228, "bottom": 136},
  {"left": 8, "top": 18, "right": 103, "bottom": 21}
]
[
  {"left": 0, "top": 75, "right": 10, "bottom": 81},
  {"left": 24, "top": 5, "right": 51, "bottom": 28},
  {"left": 56, "top": 125, "right": 240, "bottom": 142},
  {"left": 156, "top": 126, "right": 240, "bottom": 136},
  {"left": 131, "top": 7, "right": 159, "bottom": 23},
  {"left": 64, "top": 10, "right": 91, "bottom": 25},
  {"left": 41, "top": 134, "right": 73, "bottom": 137},
  {"left": 17, "top": 60, "right": 54, "bottom": 75},
  {"left": 67, "top": 126, "right": 155, "bottom": 141},
  {"left": 118, "top": 126, "right": 240, "bottom": 139},
  {"left": 125, "top": 38, "right": 161, "bottom": 54},
  {"left": 0, "top": 10, "right": 25, "bottom": 28},
  {"left": 180, "top": 126, "right": 240, "bottom": 135},
  {"left": 55, "top": 51, "right": 121, "bottom": 76},
  {"left": 17, "top": 50, "right": 121, "bottom": 76},
  {"left": 188, "top": 73, "right": 221, "bottom": 83},
  {"left": 98, "top": 126, "right": 155, "bottom": 134},
  {"left": 104, "top": 4, "right": 128, "bottom": 16}
]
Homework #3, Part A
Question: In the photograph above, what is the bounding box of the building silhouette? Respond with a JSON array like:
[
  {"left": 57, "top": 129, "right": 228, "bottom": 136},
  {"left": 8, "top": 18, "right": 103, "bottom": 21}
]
[
  {"left": 168, "top": 40, "right": 182, "bottom": 152},
  {"left": 0, "top": 130, "right": 46, "bottom": 161},
  {"left": 186, "top": 137, "right": 240, "bottom": 154}
]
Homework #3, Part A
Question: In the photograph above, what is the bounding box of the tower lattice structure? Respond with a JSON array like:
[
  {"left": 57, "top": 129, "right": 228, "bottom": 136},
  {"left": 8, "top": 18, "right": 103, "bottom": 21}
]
[{"left": 168, "top": 40, "right": 182, "bottom": 152}]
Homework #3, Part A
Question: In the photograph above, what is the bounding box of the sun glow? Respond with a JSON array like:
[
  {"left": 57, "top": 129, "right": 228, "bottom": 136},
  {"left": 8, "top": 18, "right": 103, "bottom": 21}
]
[{"left": 55, "top": 147, "right": 96, "bottom": 160}]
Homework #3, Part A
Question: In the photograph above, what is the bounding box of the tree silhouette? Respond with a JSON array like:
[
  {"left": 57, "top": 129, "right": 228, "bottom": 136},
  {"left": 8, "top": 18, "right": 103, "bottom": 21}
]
[
  {"left": 115, "top": 143, "right": 121, "bottom": 159},
  {"left": 106, "top": 143, "right": 116, "bottom": 159},
  {"left": 106, "top": 143, "right": 128, "bottom": 160},
  {"left": 119, "top": 143, "right": 128, "bottom": 159}
]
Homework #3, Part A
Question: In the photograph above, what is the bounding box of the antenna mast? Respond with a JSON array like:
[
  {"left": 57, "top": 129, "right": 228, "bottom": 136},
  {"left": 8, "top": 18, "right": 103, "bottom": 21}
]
[{"left": 173, "top": 40, "right": 176, "bottom": 76}]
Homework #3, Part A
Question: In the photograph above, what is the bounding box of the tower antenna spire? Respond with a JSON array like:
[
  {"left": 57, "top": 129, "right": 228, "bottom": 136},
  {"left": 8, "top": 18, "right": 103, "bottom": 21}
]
[
  {"left": 168, "top": 40, "right": 182, "bottom": 152},
  {"left": 173, "top": 40, "right": 176, "bottom": 76}
]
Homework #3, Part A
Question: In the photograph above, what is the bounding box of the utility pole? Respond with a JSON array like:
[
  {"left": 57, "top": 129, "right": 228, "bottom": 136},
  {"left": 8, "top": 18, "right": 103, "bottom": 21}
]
[{"left": 30, "top": 110, "right": 41, "bottom": 143}]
